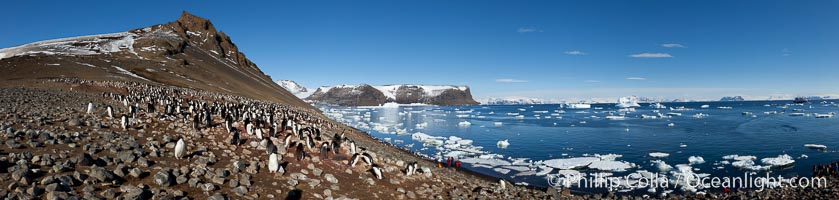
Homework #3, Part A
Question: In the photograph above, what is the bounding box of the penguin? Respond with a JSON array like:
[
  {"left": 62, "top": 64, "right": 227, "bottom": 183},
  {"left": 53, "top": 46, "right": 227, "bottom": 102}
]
[
  {"left": 268, "top": 153, "right": 280, "bottom": 173},
  {"left": 86, "top": 102, "right": 95, "bottom": 114},
  {"left": 174, "top": 138, "right": 186, "bottom": 159},
  {"left": 246, "top": 123, "right": 254, "bottom": 135},
  {"left": 348, "top": 141, "right": 357, "bottom": 154},
  {"left": 256, "top": 127, "right": 264, "bottom": 140},
  {"left": 406, "top": 163, "right": 414, "bottom": 175},
  {"left": 371, "top": 164, "right": 384, "bottom": 179},
  {"left": 266, "top": 140, "right": 277, "bottom": 155},
  {"left": 231, "top": 129, "right": 241, "bottom": 145},
  {"left": 412, "top": 162, "right": 419, "bottom": 175},
  {"left": 320, "top": 142, "right": 330, "bottom": 159},
  {"left": 120, "top": 115, "right": 128, "bottom": 130},
  {"left": 283, "top": 134, "right": 293, "bottom": 148},
  {"left": 349, "top": 153, "right": 361, "bottom": 167},
  {"left": 106, "top": 105, "right": 114, "bottom": 119},
  {"left": 305, "top": 135, "right": 314, "bottom": 149},
  {"left": 294, "top": 143, "right": 306, "bottom": 161},
  {"left": 361, "top": 152, "right": 374, "bottom": 166}
]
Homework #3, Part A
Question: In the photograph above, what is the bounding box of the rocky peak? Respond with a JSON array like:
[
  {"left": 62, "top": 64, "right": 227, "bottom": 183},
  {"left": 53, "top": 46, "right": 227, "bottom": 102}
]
[{"left": 164, "top": 11, "right": 257, "bottom": 71}]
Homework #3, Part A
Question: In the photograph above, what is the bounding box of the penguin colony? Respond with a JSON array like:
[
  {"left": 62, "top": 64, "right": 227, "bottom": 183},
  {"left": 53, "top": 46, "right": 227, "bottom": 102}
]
[{"left": 66, "top": 78, "right": 430, "bottom": 183}]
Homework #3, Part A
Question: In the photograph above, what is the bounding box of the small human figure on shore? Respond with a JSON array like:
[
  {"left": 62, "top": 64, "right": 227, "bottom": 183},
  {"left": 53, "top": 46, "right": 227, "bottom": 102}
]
[
  {"left": 447, "top": 157, "right": 453, "bottom": 167},
  {"left": 455, "top": 161, "right": 461, "bottom": 169}
]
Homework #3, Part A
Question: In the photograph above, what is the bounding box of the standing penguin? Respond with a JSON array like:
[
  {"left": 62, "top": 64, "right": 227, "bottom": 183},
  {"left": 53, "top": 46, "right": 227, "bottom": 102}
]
[
  {"left": 174, "top": 138, "right": 186, "bottom": 159},
  {"left": 348, "top": 141, "right": 357, "bottom": 154},
  {"left": 86, "top": 102, "right": 95, "bottom": 115},
  {"left": 283, "top": 134, "right": 293, "bottom": 148},
  {"left": 106, "top": 105, "right": 114, "bottom": 119},
  {"left": 120, "top": 115, "right": 128, "bottom": 130},
  {"left": 406, "top": 163, "right": 415, "bottom": 175},
  {"left": 268, "top": 153, "right": 281, "bottom": 173},
  {"left": 266, "top": 140, "right": 277, "bottom": 155},
  {"left": 294, "top": 143, "right": 306, "bottom": 161},
  {"left": 230, "top": 129, "right": 240, "bottom": 145},
  {"left": 320, "top": 142, "right": 330, "bottom": 159}
]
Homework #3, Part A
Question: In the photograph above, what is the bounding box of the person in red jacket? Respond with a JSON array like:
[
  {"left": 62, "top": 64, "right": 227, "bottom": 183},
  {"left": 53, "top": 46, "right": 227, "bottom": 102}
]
[
  {"left": 455, "top": 161, "right": 462, "bottom": 169},
  {"left": 446, "top": 157, "right": 453, "bottom": 167}
]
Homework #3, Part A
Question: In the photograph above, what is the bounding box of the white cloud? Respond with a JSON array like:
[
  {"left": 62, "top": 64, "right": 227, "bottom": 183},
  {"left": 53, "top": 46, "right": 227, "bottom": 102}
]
[
  {"left": 565, "top": 50, "right": 586, "bottom": 55},
  {"left": 782, "top": 48, "right": 791, "bottom": 56},
  {"left": 584, "top": 80, "right": 601, "bottom": 83},
  {"left": 496, "top": 79, "right": 529, "bottom": 83},
  {"left": 629, "top": 53, "right": 673, "bottom": 58},
  {"left": 661, "top": 43, "right": 686, "bottom": 48},
  {"left": 626, "top": 77, "right": 647, "bottom": 81},
  {"left": 517, "top": 27, "right": 542, "bottom": 33}
]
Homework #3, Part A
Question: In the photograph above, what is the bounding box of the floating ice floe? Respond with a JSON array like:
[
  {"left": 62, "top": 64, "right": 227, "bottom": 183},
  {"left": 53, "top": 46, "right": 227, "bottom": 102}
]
[
  {"left": 494, "top": 122, "right": 503, "bottom": 126},
  {"left": 761, "top": 154, "right": 795, "bottom": 167},
  {"left": 588, "top": 160, "right": 635, "bottom": 172},
  {"left": 651, "top": 160, "right": 673, "bottom": 172},
  {"left": 543, "top": 157, "right": 600, "bottom": 170},
  {"left": 649, "top": 152, "right": 670, "bottom": 158},
  {"left": 804, "top": 144, "right": 828, "bottom": 150},
  {"left": 496, "top": 140, "right": 510, "bottom": 148},
  {"left": 688, "top": 156, "right": 705, "bottom": 164},
  {"left": 460, "top": 157, "right": 512, "bottom": 167},
  {"left": 458, "top": 121, "right": 472, "bottom": 126},
  {"left": 411, "top": 132, "right": 444, "bottom": 146}
]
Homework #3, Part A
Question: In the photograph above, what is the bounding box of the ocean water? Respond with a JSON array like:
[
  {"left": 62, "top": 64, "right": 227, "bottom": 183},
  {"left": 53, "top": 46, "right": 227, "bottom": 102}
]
[{"left": 320, "top": 101, "right": 839, "bottom": 193}]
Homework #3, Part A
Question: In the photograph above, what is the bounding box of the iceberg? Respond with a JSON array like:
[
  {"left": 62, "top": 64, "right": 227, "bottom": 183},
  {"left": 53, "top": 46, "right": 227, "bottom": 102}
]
[
  {"left": 458, "top": 121, "right": 471, "bottom": 126},
  {"left": 616, "top": 96, "right": 641, "bottom": 108},
  {"left": 688, "top": 156, "right": 705, "bottom": 164},
  {"left": 496, "top": 140, "right": 510, "bottom": 148}
]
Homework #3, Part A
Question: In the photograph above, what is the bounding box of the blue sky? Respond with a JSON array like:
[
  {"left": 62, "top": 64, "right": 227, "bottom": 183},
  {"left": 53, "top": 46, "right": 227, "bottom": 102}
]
[{"left": 3, "top": 1, "right": 839, "bottom": 101}]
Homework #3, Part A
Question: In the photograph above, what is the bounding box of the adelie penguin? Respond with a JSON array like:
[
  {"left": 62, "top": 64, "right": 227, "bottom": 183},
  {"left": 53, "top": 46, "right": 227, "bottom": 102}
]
[
  {"left": 174, "top": 138, "right": 187, "bottom": 159},
  {"left": 268, "top": 153, "right": 281, "bottom": 173},
  {"left": 86, "top": 102, "right": 95, "bottom": 115},
  {"left": 294, "top": 143, "right": 306, "bottom": 161},
  {"left": 230, "top": 129, "right": 241, "bottom": 145},
  {"left": 320, "top": 142, "right": 330, "bottom": 159},
  {"left": 349, "top": 153, "right": 361, "bottom": 167},
  {"left": 371, "top": 164, "right": 384, "bottom": 179},
  {"left": 121, "top": 115, "right": 129, "bottom": 130},
  {"left": 106, "top": 105, "right": 114, "bottom": 119}
]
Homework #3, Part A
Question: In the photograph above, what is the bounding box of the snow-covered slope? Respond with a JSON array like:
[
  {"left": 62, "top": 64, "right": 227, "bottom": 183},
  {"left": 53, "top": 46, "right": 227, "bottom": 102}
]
[
  {"left": 485, "top": 97, "right": 544, "bottom": 105},
  {"left": 307, "top": 84, "right": 478, "bottom": 106},
  {"left": 275, "top": 80, "right": 313, "bottom": 98}
]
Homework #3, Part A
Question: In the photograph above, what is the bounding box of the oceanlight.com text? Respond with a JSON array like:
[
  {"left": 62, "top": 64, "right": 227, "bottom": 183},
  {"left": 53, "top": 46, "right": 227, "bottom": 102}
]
[{"left": 547, "top": 172, "right": 827, "bottom": 192}]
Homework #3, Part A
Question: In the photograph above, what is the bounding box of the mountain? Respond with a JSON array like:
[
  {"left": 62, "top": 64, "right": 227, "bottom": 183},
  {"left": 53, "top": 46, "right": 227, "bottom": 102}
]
[
  {"left": 0, "top": 11, "right": 311, "bottom": 109},
  {"left": 275, "top": 79, "right": 313, "bottom": 98},
  {"left": 306, "top": 84, "right": 479, "bottom": 106},
  {"left": 484, "top": 97, "right": 544, "bottom": 105},
  {"left": 719, "top": 96, "right": 745, "bottom": 101}
]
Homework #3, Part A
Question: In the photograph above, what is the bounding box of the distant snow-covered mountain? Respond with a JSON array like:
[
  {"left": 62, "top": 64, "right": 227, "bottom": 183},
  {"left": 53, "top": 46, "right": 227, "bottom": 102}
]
[
  {"left": 274, "top": 80, "right": 312, "bottom": 98},
  {"left": 307, "top": 84, "right": 479, "bottom": 106},
  {"left": 484, "top": 97, "right": 545, "bottom": 105}
]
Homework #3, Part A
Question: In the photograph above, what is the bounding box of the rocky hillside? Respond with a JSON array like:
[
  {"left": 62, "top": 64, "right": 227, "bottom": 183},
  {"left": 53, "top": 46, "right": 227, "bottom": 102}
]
[
  {"left": 306, "top": 84, "right": 479, "bottom": 106},
  {"left": 0, "top": 11, "right": 310, "bottom": 109}
]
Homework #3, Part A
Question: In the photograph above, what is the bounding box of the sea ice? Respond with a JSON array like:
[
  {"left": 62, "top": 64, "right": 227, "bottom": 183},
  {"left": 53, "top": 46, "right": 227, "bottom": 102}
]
[
  {"left": 496, "top": 140, "right": 510, "bottom": 148},
  {"left": 458, "top": 121, "right": 472, "bottom": 126},
  {"left": 543, "top": 157, "right": 600, "bottom": 170},
  {"left": 761, "top": 154, "right": 795, "bottom": 167},
  {"left": 588, "top": 160, "right": 635, "bottom": 172},
  {"left": 688, "top": 156, "right": 705, "bottom": 164},
  {"left": 804, "top": 144, "right": 828, "bottom": 149},
  {"left": 649, "top": 152, "right": 670, "bottom": 158}
]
